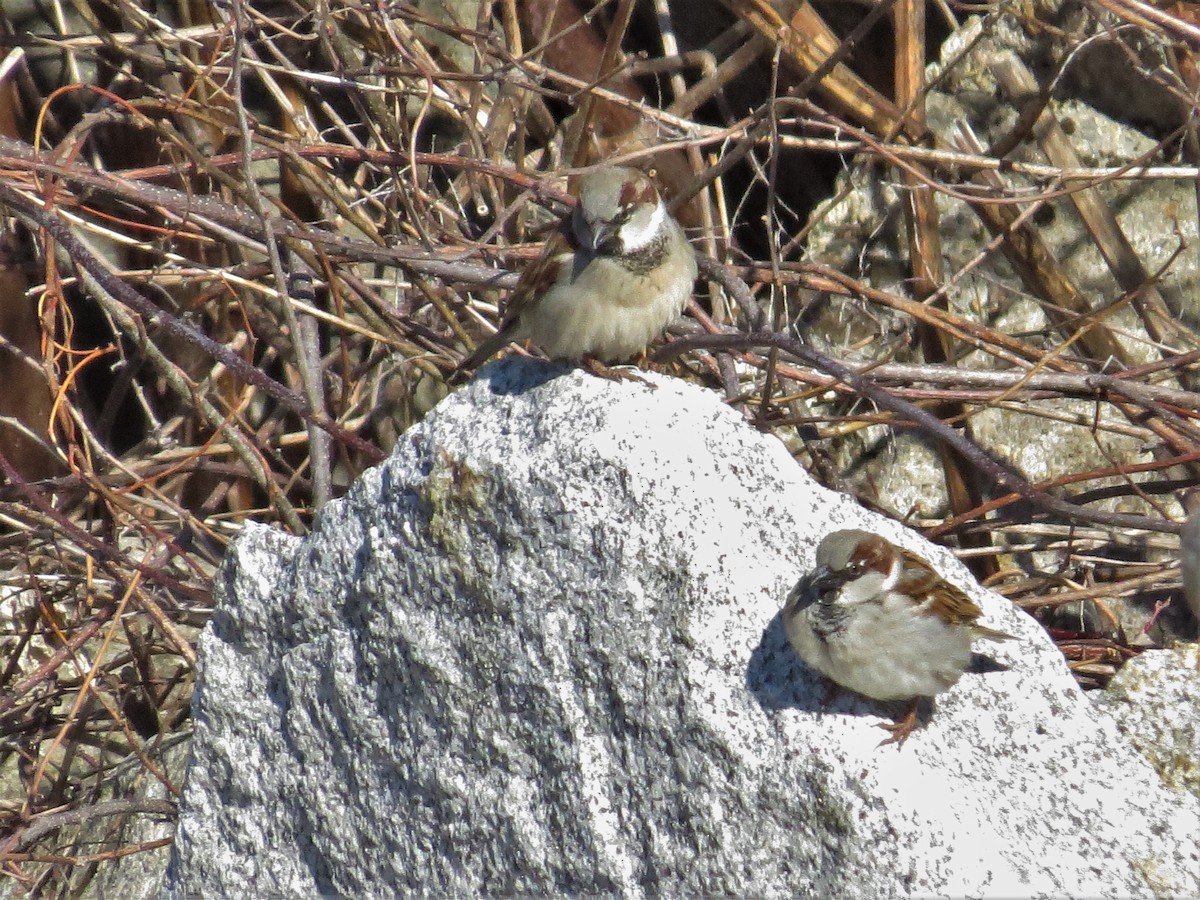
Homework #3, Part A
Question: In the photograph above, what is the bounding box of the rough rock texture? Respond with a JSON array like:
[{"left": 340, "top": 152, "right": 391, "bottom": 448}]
[
  {"left": 1099, "top": 644, "right": 1200, "bottom": 798},
  {"left": 166, "top": 360, "right": 1200, "bottom": 898}
]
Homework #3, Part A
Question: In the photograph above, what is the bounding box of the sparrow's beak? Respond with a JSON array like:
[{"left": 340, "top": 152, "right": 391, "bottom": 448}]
[
  {"left": 571, "top": 211, "right": 617, "bottom": 255},
  {"left": 588, "top": 221, "right": 620, "bottom": 255},
  {"left": 807, "top": 564, "right": 836, "bottom": 599},
  {"left": 785, "top": 564, "right": 833, "bottom": 615}
]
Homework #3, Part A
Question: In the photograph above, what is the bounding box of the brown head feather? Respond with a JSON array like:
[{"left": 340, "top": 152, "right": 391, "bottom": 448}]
[
  {"left": 618, "top": 177, "right": 658, "bottom": 210},
  {"left": 845, "top": 533, "right": 896, "bottom": 578}
]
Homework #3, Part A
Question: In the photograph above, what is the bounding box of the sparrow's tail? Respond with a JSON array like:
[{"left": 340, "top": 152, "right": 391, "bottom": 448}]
[
  {"left": 973, "top": 624, "right": 1017, "bottom": 642},
  {"left": 449, "top": 330, "right": 512, "bottom": 384}
]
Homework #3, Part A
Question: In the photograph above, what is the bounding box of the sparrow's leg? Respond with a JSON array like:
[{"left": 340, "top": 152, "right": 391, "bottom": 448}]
[
  {"left": 581, "top": 356, "right": 654, "bottom": 388},
  {"left": 876, "top": 697, "right": 922, "bottom": 748}
]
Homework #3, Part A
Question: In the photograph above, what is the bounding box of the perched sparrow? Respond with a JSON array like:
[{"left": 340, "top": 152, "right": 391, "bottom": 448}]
[
  {"left": 454, "top": 166, "right": 697, "bottom": 377},
  {"left": 783, "top": 529, "right": 1013, "bottom": 747}
]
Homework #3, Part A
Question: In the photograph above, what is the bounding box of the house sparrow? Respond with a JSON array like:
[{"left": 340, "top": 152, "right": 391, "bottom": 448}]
[
  {"left": 783, "top": 529, "right": 1013, "bottom": 747},
  {"left": 454, "top": 166, "right": 697, "bottom": 377}
]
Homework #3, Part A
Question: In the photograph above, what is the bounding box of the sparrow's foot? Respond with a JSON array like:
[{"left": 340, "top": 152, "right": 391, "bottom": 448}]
[
  {"left": 876, "top": 697, "right": 922, "bottom": 749},
  {"left": 582, "top": 357, "right": 654, "bottom": 388}
]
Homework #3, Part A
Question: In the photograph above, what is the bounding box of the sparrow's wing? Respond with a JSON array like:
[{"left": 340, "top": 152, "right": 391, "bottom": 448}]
[
  {"left": 898, "top": 548, "right": 1013, "bottom": 639},
  {"left": 496, "top": 222, "right": 574, "bottom": 330},
  {"left": 453, "top": 217, "right": 576, "bottom": 378}
]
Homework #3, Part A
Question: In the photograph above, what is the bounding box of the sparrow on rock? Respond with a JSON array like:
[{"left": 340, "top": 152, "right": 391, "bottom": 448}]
[
  {"left": 783, "top": 529, "right": 1013, "bottom": 747},
  {"left": 455, "top": 165, "right": 697, "bottom": 378}
]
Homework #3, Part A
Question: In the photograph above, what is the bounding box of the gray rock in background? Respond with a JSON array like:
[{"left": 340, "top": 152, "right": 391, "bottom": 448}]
[
  {"left": 801, "top": 6, "right": 1197, "bottom": 535},
  {"left": 1099, "top": 643, "right": 1200, "bottom": 798},
  {"left": 165, "top": 360, "right": 1200, "bottom": 898},
  {"left": 78, "top": 738, "right": 188, "bottom": 900}
]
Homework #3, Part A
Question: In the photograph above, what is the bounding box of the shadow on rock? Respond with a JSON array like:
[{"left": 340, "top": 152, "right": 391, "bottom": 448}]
[{"left": 475, "top": 358, "right": 573, "bottom": 395}]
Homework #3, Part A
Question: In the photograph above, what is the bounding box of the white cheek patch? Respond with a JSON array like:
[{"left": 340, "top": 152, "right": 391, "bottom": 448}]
[
  {"left": 840, "top": 572, "right": 887, "bottom": 606},
  {"left": 880, "top": 556, "right": 902, "bottom": 592},
  {"left": 620, "top": 200, "right": 666, "bottom": 252}
]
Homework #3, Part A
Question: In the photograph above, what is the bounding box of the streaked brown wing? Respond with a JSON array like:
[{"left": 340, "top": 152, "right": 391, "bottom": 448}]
[
  {"left": 897, "top": 547, "right": 984, "bottom": 625},
  {"left": 498, "top": 219, "right": 575, "bottom": 328},
  {"left": 452, "top": 199, "right": 579, "bottom": 377},
  {"left": 897, "top": 547, "right": 1014, "bottom": 640}
]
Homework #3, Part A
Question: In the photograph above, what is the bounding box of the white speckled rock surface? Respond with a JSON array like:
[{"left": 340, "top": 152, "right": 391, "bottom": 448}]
[{"left": 166, "top": 358, "right": 1200, "bottom": 898}]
